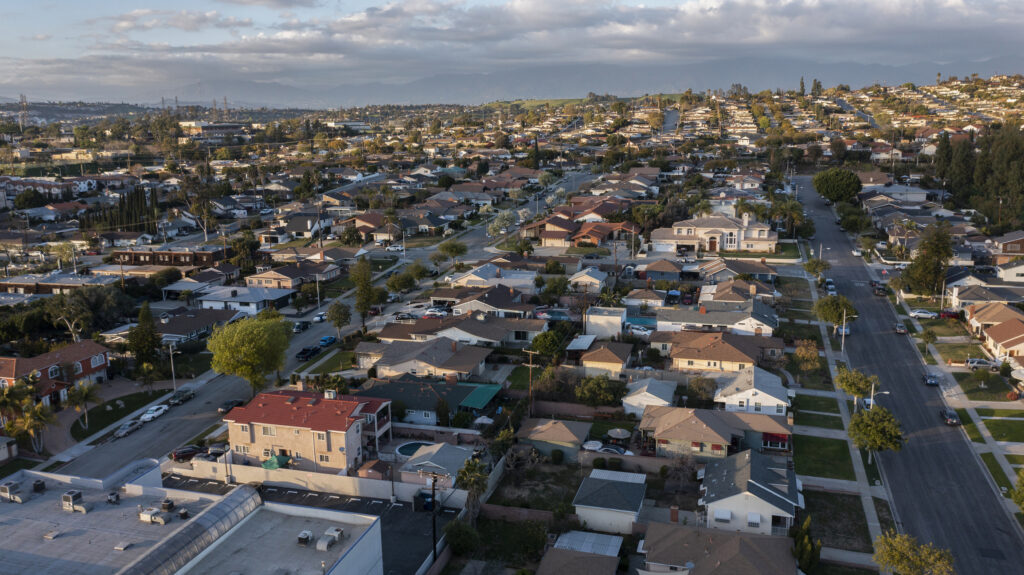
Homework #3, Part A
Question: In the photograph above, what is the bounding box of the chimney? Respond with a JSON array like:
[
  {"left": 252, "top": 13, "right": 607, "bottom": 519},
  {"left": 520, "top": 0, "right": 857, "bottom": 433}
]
[
  {"left": 742, "top": 212, "right": 750, "bottom": 228},
  {"left": 451, "top": 340, "right": 457, "bottom": 353},
  {"left": 445, "top": 372, "right": 457, "bottom": 385},
  {"left": 749, "top": 283, "right": 757, "bottom": 297},
  {"left": 670, "top": 505, "right": 679, "bottom": 523},
  {"left": 230, "top": 289, "right": 237, "bottom": 297},
  {"left": 495, "top": 267, "right": 501, "bottom": 278},
  {"left": 699, "top": 305, "right": 707, "bottom": 314}
]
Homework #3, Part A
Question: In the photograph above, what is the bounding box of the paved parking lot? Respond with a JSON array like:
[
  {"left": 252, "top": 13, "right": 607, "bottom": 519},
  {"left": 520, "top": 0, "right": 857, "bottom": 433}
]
[{"left": 163, "top": 473, "right": 456, "bottom": 575}]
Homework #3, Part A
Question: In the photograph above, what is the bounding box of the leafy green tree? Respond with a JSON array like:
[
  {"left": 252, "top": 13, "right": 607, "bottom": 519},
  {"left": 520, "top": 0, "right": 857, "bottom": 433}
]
[
  {"left": 813, "top": 295, "right": 857, "bottom": 331},
  {"left": 903, "top": 223, "right": 953, "bottom": 295},
  {"left": 327, "top": 301, "right": 351, "bottom": 340},
  {"left": 543, "top": 275, "right": 569, "bottom": 298},
  {"left": 0, "top": 381, "right": 31, "bottom": 428},
  {"left": 920, "top": 329, "right": 937, "bottom": 346},
  {"left": 488, "top": 210, "right": 516, "bottom": 238},
  {"left": 456, "top": 458, "right": 490, "bottom": 525},
  {"left": 803, "top": 257, "right": 831, "bottom": 278},
  {"left": 544, "top": 260, "right": 565, "bottom": 274},
  {"left": 934, "top": 132, "right": 952, "bottom": 180},
  {"left": 429, "top": 251, "right": 448, "bottom": 270},
  {"left": 575, "top": 375, "right": 628, "bottom": 407},
  {"left": 14, "top": 189, "right": 48, "bottom": 210},
  {"left": 490, "top": 426, "right": 514, "bottom": 459},
  {"left": 530, "top": 331, "right": 563, "bottom": 359},
  {"left": 438, "top": 239, "right": 468, "bottom": 266},
  {"left": 386, "top": 272, "right": 415, "bottom": 294},
  {"left": 790, "top": 515, "right": 822, "bottom": 572},
  {"left": 340, "top": 226, "right": 364, "bottom": 246},
  {"left": 443, "top": 520, "right": 481, "bottom": 556},
  {"left": 829, "top": 139, "right": 848, "bottom": 164},
  {"left": 836, "top": 367, "right": 879, "bottom": 404},
  {"left": 208, "top": 315, "right": 291, "bottom": 398},
  {"left": 849, "top": 405, "right": 905, "bottom": 463},
  {"left": 351, "top": 257, "right": 375, "bottom": 326},
  {"left": 812, "top": 168, "right": 861, "bottom": 203},
  {"left": 406, "top": 260, "right": 430, "bottom": 280},
  {"left": 127, "top": 301, "right": 160, "bottom": 368},
  {"left": 435, "top": 398, "right": 451, "bottom": 427},
  {"left": 873, "top": 531, "right": 954, "bottom": 575},
  {"left": 794, "top": 339, "right": 820, "bottom": 372},
  {"left": 66, "top": 383, "right": 101, "bottom": 430},
  {"left": 151, "top": 267, "right": 183, "bottom": 289}
]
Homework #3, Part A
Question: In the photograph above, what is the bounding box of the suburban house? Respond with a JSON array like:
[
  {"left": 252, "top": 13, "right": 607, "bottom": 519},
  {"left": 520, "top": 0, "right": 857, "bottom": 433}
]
[
  {"left": 649, "top": 331, "right": 784, "bottom": 372},
  {"left": 713, "top": 367, "right": 792, "bottom": 415},
  {"left": 990, "top": 230, "right": 1024, "bottom": 265},
  {"left": 967, "top": 302, "right": 1024, "bottom": 336},
  {"left": 640, "top": 259, "right": 683, "bottom": 282},
  {"left": 622, "top": 378, "right": 677, "bottom": 418},
  {"left": 354, "top": 337, "right": 493, "bottom": 380},
  {"left": 376, "top": 315, "right": 548, "bottom": 347},
  {"left": 572, "top": 469, "right": 647, "bottom": 534},
  {"left": 622, "top": 289, "right": 666, "bottom": 309},
  {"left": 450, "top": 285, "right": 536, "bottom": 318},
  {"left": 581, "top": 342, "right": 634, "bottom": 378},
  {"left": 983, "top": 319, "right": 1024, "bottom": 359},
  {"left": 245, "top": 261, "right": 340, "bottom": 290},
  {"left": 698, "top": 258, "right": 778, "bottom": 284},
  {"left": 585, "top": 306, "right": 628, "bottom": 339},
  {"left": 638, "top": 522, "right": 797, "bottom": 574},
  {"left": 351, "top": 375, "right": 501, "bottom": 426},
  {"left": 399, "top": 443, "right": 474, "bottom": 489},
  {"left": 0, "top": 271, "right": 119, "bottom": 295},
  {"left": 650, "top": 214, "right": 777, "bottom": 254},
  {"left": 699, "top": 450, "right": 803, "bottom": 536},
  {"left": 569, "top": 267, "right": 610, "bottom": 292},
  {"left": 111, "top": 246, "right": 231, "bottom": 267},
  {"left": 0, "top": 340, "right": 111, "bottom": 408},
  {"left": 222, "top": 390, "right": 371, "bottom": 474},
  {"left": 655, "top": 301, "right": 778, "bottom": 336},
  {"left": 699, "top": 278, "right": 778, "bottom": 304},
  {"left": 516, "top": 418, "right": 593, "bottom": 462},
  {"left": 639, "top": 406, "right": 792, "bottom": 459},
  {"left": 197, "top": 286, "right": 295, "bottom": 315},
  {"left": 154, "top": 308, "right": 244, "bottom": 344},
  {"left": 449, "top": 263, "right": 538, "bottom": 294}
]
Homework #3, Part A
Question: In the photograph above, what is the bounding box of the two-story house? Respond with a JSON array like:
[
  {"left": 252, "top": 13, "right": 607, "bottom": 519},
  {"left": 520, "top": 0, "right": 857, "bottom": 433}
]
[
  {"left": 649, "top": 213, "right": 777, "bottom": 254},
  {"left": 0, "top": 340, "right": 111, "bottom": 408}
]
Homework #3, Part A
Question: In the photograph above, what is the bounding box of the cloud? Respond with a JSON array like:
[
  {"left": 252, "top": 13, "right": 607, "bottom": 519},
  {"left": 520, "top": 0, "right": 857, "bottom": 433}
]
[
  {"left": 105, "top": 9, "right": 253, "bottom": 33},
  {"left": 214, "top": 0, "right": 320, "bottom": 7},
  {"left": 22, "top": 34, "right": 51, "bottom": 41}
]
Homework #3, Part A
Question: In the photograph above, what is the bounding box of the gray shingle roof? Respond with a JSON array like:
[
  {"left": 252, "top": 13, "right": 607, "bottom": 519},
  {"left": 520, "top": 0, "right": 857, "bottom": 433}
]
[
  {"left": 701, "top": 450, "right": 800, "bottom": 516},
  {"left": 573, "top": 477, "right": 646, "bottom": 513}
]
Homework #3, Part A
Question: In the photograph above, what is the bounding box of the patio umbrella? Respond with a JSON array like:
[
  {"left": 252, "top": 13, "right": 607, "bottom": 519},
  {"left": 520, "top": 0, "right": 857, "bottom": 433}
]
[
  {"left": 261, "top": 455, "right": 291, "bottom": 470},
  {"left": 607, "top": 428, "right": 631, "bottom": 440}
]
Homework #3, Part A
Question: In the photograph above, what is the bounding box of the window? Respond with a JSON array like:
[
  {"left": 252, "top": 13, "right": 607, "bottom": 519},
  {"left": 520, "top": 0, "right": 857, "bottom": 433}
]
[
  {"left": 316, "top": 432, "right": 326, "bottom": 441},
  {"left": 747, "top": 513, "right": 761, "bottom": 528},
  {"left": 294, "top": 429, "right": 301, "bottom": 435},
  {"left": 687, "top": 360, "right": 694, "bottom": 366},
  {"left": 74, "top": 362, "right": 83, "bottom": 375},
  {"left": 47, "top": 366, "right": 60, "bottom": 379},
  {"left": 738, "top": 400, "right": 745, "bottom": 408},
  {"left": 240, "top": 424, "right": 249, "bottom": 433},
  {"left": 91, "top": 354, "right": 105, "bottom": 368},
  {"left": 262, "top": 449, "right": 271, "bottom": 458},
  {"left": 746, "top": 243, "right": 753, "bottom": 249},
  {"left": 737, "top": 364, "right": 745, "bottom": 370},
  {"left": 293, "top": 452, "right": 301, "bottom": 460},
  {"left": 261, "top": 426, "right": 275, "bottom": 436},
  {"left": 234, "top": 445, "right": 249, "bottom": 454},
  {"left": 776, "top": 404, "right": 785, "bottom": 415},
  {"left": 754, "top": 402, "right": 762, "bottom": 412},
  {"left": 318, "top": 454, "right": 330, "bottom": 463},
  {"left": 691, "top": 441, "right": 702, "bottom": 452}
]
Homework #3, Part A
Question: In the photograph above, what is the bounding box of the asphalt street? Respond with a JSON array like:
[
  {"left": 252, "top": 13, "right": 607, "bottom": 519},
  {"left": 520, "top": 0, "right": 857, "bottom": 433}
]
[{"left": 796, "top": 175, "right": 1024, "bottom": 573}]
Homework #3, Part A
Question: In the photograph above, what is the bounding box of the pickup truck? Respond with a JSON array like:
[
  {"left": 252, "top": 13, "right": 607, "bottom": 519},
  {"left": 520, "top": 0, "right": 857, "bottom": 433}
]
[{"left": 296, "top": 346, "right": 321, "bottom": 361}]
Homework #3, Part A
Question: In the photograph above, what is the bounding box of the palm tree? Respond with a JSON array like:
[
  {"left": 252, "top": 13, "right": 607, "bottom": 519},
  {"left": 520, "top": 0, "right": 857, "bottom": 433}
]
[
  {"left": 0, "top": 381, "right": 30, "bottom": 428},
  {"left": 456, "top": 458, "right": 490, "bottom": 526},
  {"left": 691, "top": 199, "right": 713, "bottom": 218},
  {"left": 772, "top": 199, "right": 804, "bottom": 237},
  {"left": 11, "top": 400, "right": 56, "bottom": 454},
  {"left": 66, "top": 383, "right": 102, "bottom": 431}
]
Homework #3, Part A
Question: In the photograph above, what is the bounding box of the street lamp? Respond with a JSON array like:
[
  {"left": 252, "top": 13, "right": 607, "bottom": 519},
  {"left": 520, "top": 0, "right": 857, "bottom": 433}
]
[
  {"left": 841, "top": 310, "right": 858, "bottom": 354},
  {"left": 168, "top": 341, "right": 178, "bottom": 391},
  {"left": 869, "top": 382, "right": 890, "bottom": 410}
]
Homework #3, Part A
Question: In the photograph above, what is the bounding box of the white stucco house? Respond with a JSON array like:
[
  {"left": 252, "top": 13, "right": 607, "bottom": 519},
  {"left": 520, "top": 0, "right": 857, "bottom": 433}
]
[
  {"left": 573, "top": 469, "right": 647, "bottom": 535},
  {"left": 622, "top": 378, "right": 676, "bottom": 418},
  {"left": 713, "top": 367, "right": 792, "bottom": 416},
  {"left": 699, "top": 450, "right": 803, "bottom": 536},
  {"left": 585, "top": 307, "right": 627, "bottom": 339}
]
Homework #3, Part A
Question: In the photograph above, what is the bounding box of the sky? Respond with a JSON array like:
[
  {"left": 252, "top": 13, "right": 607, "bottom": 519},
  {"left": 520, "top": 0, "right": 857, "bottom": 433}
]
[{"left": 0, "top": 0, "right": 1021, "bottom": 105}]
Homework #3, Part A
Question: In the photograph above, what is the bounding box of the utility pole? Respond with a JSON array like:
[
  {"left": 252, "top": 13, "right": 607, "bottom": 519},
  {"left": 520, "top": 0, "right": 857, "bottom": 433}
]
[
  {"left": 417, "top": 470, "right": 445, "bottom": 564},
  {"left": 524, "top": 350, "right": 540, "bottom": 417},
  {"left": 169, "top": 342, "right": 177, "bottom": 391}
]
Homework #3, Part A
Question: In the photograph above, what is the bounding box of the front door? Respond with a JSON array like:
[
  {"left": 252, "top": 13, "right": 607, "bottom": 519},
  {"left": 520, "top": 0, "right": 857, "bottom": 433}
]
[{"left": 708, "top": 237, "right": 718, "bottom": 252}]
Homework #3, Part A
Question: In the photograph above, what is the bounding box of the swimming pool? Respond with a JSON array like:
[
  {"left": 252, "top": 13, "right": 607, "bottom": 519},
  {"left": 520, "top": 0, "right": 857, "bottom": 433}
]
[{"left": 396, "top": 441, "right": 434, "bottom": 457}]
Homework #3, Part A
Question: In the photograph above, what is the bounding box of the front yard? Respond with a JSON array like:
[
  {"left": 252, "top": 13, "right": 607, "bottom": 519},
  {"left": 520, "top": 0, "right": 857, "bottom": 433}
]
[
  {"left": 956, "top": 408, "right": 985, "bottom": 443},
  {"left": 932, "top": 343, "right": 987, "bottom": 364},
  {"left": 794, "top": 411, "right": 845, "bottom": 430},
  {"left": 793, "top": 434, "right": 855, "bottom": 481},
  {"left": 953, "top": 371, "right": 1015, "bottom": 402},
  {"left": 720, "top": 242, "right": 800, "bottom": 259},
  {"left": 917, "top": 317, "right": 968, "bottom": 337},
  {"left": 980, "top": 452, "right": 1013, "bottom": 495},
  {"left": 981, "top": 418, "right": 1024, "bottom": 442},
  {"left": 70, "top": 390, "right": 165, "bottom": 442},
  {"left": 776, "top": 275, "right": 813, "bottom": 300},
  {"left": 403, "top": 235, "right": 445, "bottom": 248},
  {"left": 566, "top": 246, "right": 610, "bottom": 256},
  {"left": 776, "top": 322, "right": 824, "bottom": 348},
  {"left": 801, "top": 489, "right": 873, "bottom": 553},
  {"left": 794, "top": 394, "right": 841, "bottom": 414},
  {"left": 310, "top": 350, "right": 355, "bottom": 374},
  {"left": 786, "top": 355, "right": 834, "bottom": 391}
]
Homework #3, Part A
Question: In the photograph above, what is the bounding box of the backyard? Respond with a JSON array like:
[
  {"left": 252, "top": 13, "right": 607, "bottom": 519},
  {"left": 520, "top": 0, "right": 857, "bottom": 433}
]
[
  {"left": 801, "top": 490, "right": 873, "bottom": 552},
  {"left": 793, "top": 435, "right": 855, "bottom": 481},
  {"left": 489, "top": 462, "right": 581, "bottom": 513},
  {"left": 70, "top": 391, "right": 166, "bottom": 442},
  {"left": 507, "top": 365, "right": 530, "bottom": 390}
]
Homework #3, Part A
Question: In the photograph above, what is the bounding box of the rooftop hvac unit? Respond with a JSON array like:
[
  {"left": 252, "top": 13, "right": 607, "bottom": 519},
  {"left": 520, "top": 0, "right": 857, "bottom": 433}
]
[
  {"left": 316, "top": 526, "right": 344, "bottom": 551},
  {"left": 297, "top": 530, "right": 313, "bottom": 546},
  {"left": 61, "top": 490, "right": 92, "bottom": 514},
  {"left": 1, "top": 481, "right": 22, "bottom": 503}
]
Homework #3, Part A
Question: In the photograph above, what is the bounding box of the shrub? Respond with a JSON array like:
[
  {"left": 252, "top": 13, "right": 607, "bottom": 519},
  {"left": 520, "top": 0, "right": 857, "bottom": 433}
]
[
  {"left": 1001, "top": 362, "right": 1013, "bottom": 378},
  {"left": 1008, "top": 391, "right": 1020, "bottom": 401},
  {"left": 550, "top": 449, "right": 564, "bottom": 465},
  {"left": 443, "top": 520, "right": 480, "bottom": 557},
  {"left": 608, "top": 458, "right": 623, "bottom": 471},
  {"left": 593, "top": 457, "right": 607, "bottom": 469},
  {"left": 659, "top": 465, "right": 669, "bottom": 479}
]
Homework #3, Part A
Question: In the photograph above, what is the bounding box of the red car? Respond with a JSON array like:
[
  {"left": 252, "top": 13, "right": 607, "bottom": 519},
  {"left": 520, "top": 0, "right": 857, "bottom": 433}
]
[
  {"left": 939, "top": 310, "right": 960, "bottom": 319},
  {"left": 681, "top": 294, "right": 693, "bottom": 305}
]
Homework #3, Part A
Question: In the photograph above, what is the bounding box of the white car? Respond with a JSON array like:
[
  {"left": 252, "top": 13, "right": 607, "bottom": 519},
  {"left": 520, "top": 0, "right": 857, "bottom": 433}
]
[
  {"left": 628, "top": 325, "right": 652, "bottom": 337},
  {"left": 851, "top": 248, "right": 863, "bottom": 256},
  {"left": 139, "top": 405, "right": 169, "bottom": 422},
  {"left": 909, "top": 309, "right": 938, "bottom": 319},
  {"left": 385, "top": 245, "right": 404, "bottom": 252},
  {"left": 313, "top": 312, "right": 327, "bottom": 323}
]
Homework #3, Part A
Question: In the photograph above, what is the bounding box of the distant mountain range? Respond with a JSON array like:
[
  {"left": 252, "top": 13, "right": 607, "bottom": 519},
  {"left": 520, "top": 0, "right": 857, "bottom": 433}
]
[{"left": 4, "top": 56, "right": 1022, "bottom": 109}]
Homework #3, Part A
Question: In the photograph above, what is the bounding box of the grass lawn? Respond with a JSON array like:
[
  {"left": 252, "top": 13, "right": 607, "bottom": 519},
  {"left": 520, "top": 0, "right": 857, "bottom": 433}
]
[
  {"left": 860, "top": 448, "right": 881, "bottom": 486},
  {"left": 776, "top": 322, "right": 824, "bottom": 347},
  {"left": 403, "top": 235, "right": 445, "bottom": 248},
  {"left": 873, "top": 497, "right": 897, "bottom": 534},
  {"left": 777, "top": 275, "right": 813, "bottom": 300},
  {"left": 70, "top": 391, "right": 166, "bottom": 442},
  {"left": 507, "top": 365, "right": 530, "bottom": 390},
  {"left": 793, "top": 435, "right": 856, "bottom": 481},
  {"left": 587, "top": 419, "right": 636, "bottom": 440},
  {"left": 916, "top": 342, "right": 937, "bottom": 364},
  {"left": 956, "top": 408, "right": 985, "bottom": 443},
  {"left": 311, "top": 351, "right": 354, "bottom": 374},
  {"left": 904, "top": 298, "right": 943, "bottom": 312},
  {"left": 795, "top": 411, "right": 845, "bottom": 430},
  {"left": 784, "top": 308, "right": 819, "bottom": 322},
  {"left": 918, "top": 317, "right": 968, "bottom": 337},
  {"left": 185, "top": 423, "right": 223, "bottom": 448},
  {"left": 811, "top": 564, "right": 878, "bottom": 575},
  {"left": 272, "top": 237, "right": 311, "bottom": 249},
  {"left": 0, "top": 457, "right": 40, "bottom": 479},
  {"left": 953, "top": 371, "right": 1015, "bottom": 402},
  {"left": 787, "top": 355, "right": 834, "bottom": 391},
  {"left": 1005, "top": 454, "right": 1024, "bottom": 465},
  {"left": 323, "top": 276, "right": 355, "bottom": 298},
  {"left": 980, "top": 452, "right": 1013, "bottom": 495},
  {"left": 801, "top": 489, "right": 873, "bottom": 552},
  {"left": 566, "top": 246, "right": 610, "bottom": 256},
  {"left": 295, "top": 346, "right": 336, "bottom": 373},
  {"left": 904, "top": 321, "right": 918, "bottom": 334},
  {"left": 932, "top": 342, "right": 986, "bottom": 364},
  {"left": 981, "top": 419, "right": 1024, "bottom": 442},
  {"left": 976, "top": 408, "right": 1024, "bottom": 417},
  {"left": 721, "top": 242, "right": 800, "bottom": 259},
  {"left": 370, "top": 257, "right": 398, "bottom": 272},
  {"left": 795, "top": 394, "right": 841, "bottom": 414},
  {"left": 173, "top": 352, "right": 212, "bottom": 379}
]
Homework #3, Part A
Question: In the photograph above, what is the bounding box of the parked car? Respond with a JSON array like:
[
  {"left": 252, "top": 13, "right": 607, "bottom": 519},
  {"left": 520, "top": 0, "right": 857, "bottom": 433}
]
[
  {"left": 313, "top": 312, "right": 327, "bottom": 323},
  {"left": 966, "top": 358, "right": 998, "bottom": 372},
  {"left": 171, "top": 445, "right": 209, "bottom": 462},
  {"left": 583, "top": 253, "right": 601, "bottom": 260},
  {"left": 425, "top": 307, "right": 450, "bottom": 316},
  {"left": 114, "top": 420, "right": 143, "bottom": 439},
  {"left": 217, "top": 399, "right": 245, "bottom": 414},
  {"left": 385, "top": 245, "right": 405, "bottom": 252},
  {"left": 387, "top": 293, "right": 403, "bottom": 303},
  {"left": 293, "top": 321, "right": 311, "bottom": 333},
  {"left": 851, "top": 248, "right": 863, "bottom": 256},
  {"left": 319, "top": 336, "right": 337, "bottom": 347},
  {"left": 939, "top": 310, "right": 960, "bottom": 319},
  {"left": 826, "top": 286, "right": 838, "bottom": 297},
  {"left": 877, "top": 241, "right": 888, "bottom": 249},
  {"left": 597, "top": 445, "right": 634, "bottom": 455},
  {"left": 368, "top": 306, "right": 384, "bottom": 316},
  {"left": 375, "top": 239, "right": 385, "bottom": 246},
  {"left": 909, "top": 309, "right": 938, "bottom": 319},
  {"left": 939, "top": 408, "right": 961, "bottom": 426},
  {"left": 873, "top": 286, "right": 889, "bottom": 296},
  {"left": 894, "top": 323, "right": 908, "bottom": 334},
  {"left": 923, "top": 374, "right": 941, "bottom": 386},
  {"left": 681, "top": 293, "right": 693, "bottom": 305},
  {"left": 168, "top": 389, "right": 195, "bottom": 406},
  {"left": 394, "top": 313, "right": 415, "bottom": 321},
  {"left": 139, "top": 404, "right": 169, "bottom": 422},
  {"left": 628, "top": 325, "right": 652, "bottom": 337},
  {"left": 834, "top": 324, "right": 850, "bottom": 336},
  {"left": 296, "top": 346, "right": 321, "bottom": 361}
]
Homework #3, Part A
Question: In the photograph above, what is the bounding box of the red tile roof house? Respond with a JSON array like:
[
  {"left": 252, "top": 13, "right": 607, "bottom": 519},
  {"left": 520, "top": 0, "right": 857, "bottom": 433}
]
[{"left": 0, "top": 340, "right": 112, "bottom": 408}]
